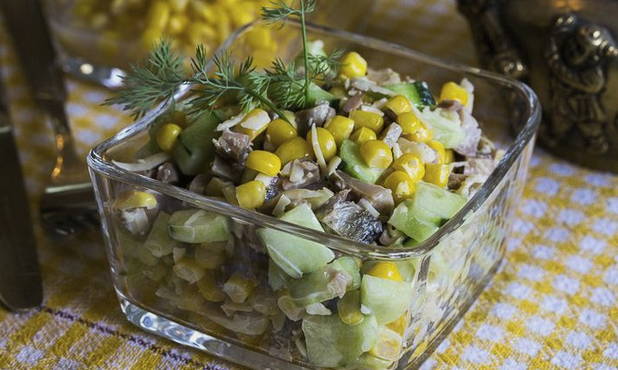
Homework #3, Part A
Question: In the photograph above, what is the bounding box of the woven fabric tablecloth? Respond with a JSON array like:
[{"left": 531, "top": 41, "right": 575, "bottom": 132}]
[{"left": 1, "top": 1, "right": 617, "bottom": 369}]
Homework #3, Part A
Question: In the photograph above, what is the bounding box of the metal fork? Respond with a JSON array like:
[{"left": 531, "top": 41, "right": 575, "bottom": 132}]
[{"left": 1, "top": 0, "right": 98, "bottom": 236}]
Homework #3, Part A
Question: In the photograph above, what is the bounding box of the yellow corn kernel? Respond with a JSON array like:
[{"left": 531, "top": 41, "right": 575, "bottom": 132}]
[
  {"left": 145, "top": 0, "right": 170, "bottom": 31},
  {"left": 223, "top": 273, "right": 255, "bottom": 303},
  {"left": 439, "top": 81, "right": 468, "bottom": 106},
  {"left": 234, "top": 108, "right": 271, "bottom": 140},
  {"left": 340, "top": 51, "right": 367, "bottom": 79},
  {"left": 275, "top": 137, "right": 313, "bottom": 165},
  {"left": 337, "top": 290, "right": 364, "bottom": 326},
  {"left": 360, "top": 140, "right": 393, "bottom": 169},
  {"left": 382, "top": 170, "right": 416, "bottom": 203},
  {"left": 266, "top": 119, "right": 297, "bottom": 147},
  {"left": 424, "top": 163, "right": 451, "bottom": 188},
  {"left": 167, "top": 14, "right": 189, "bottom": 35},
  {"left": 444, "top": 149, "right": 455, "bottom": 164},
  {"left": 427, "top": 140, "right": 446, "bottom": 164},
  {"left": 156, "top": 123, "right": 182, "bottom": 152},
  {"left": 115, "top": 191, "right": 157, "bottom": 210},
  {"left": 367, "top": 261, "right": 403, "bottom": 282},
  {"left": 350, "top": 127, "right": 377, "bottom": 144},
  {"left": 369, "top": 327, "right": 403, "bottom": 361},
  {"left": 350, "top": 110, "right": 384, "bottom": 132},
  {"left": 397, "top": 112, "right": 432, "bottom": 143},
  {"left": 246, "top": 26, "right": 275, "bottom": 52},
  {"left": 235, "top": 180, "right": 266, "bottom": 209},
  {"left": 246, "top": 150, "right": 282, "bottom": 176},
  {"left": 387, "top": 313, "right": 409, "bottom": 336},
  {"left": 307, "top": 127, "right": 337, "bottom": 161},
  {"left": 325, "top": 115, "right": 355, "bottom": 146},
  {"left": 383, "top": 95, "right": 412, "bottom": 116},
  {"left": 197, "top": 271, "right": 225, "bottom": 302},
  {"left": 392, "top": 153, "right": 425, "bottom": 182}
]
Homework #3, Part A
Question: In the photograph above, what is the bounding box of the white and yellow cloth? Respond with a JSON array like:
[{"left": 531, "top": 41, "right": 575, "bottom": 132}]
[{"left": 0, "top": 1, "right": 617, "bottom": 369}]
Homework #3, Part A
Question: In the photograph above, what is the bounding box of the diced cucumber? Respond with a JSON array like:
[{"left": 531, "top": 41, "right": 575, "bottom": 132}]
[
  {"left": 302, "top": 314, "right": 378, "bottom": 368},
  {"left": 417, "top": 108, "right": 464, "bottom": 148},
  {"left": 168, "top": 209, "right": 230, "bottom": 243},
  {"left": 345, "top": 353, "right": 394, "bottom": 370},
  {"left": 360, "top": 275, "right": 413, "bottom": 324},
  {"left": 286, "top": 256, "right": 361, "bottom": 306},
  {"left": 414, "top": 181, "right": 467, "bottom": 220},
  {"left": 268, "top": 259, "right": 288, "bottom": 291},
  {"left": 172, "top": 110, "right": 221, "bottom": 175},
  {"left": 144, "top": 212, "right": 179, "bottom": 257},
  {"left": 388, "top": 201, "right": 439, "bottom": 242},
  {"left": 339, "top": 139, "right": 384, "bottom": 184},
  {"left": 257, "top": 204, "right": 335, "bottom": 279},
  {"left": 307, "top": 82, "right": 337, "bottom": 106},
  {"left": 385, "top": 81, "right": 435, "bottom": 108}
]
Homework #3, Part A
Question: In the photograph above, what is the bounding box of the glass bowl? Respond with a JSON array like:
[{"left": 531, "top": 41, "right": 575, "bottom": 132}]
[{"left": 87, "top": 20, "right": 541, "bottom": 369}]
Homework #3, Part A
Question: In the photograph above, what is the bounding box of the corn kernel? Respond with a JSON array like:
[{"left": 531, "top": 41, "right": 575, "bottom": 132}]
[
  {"left": 392, "top": 153, "right": 425, "bottom": 181},
  {"left": 427, "top": 140, "right": 446, "bottom": 164},
  {"left": 439, "top": 81, "right": 468, "bottom": 106},
  {"left": 115, "top": 191, "right": 157, "bottom": 210},
  {"left": 350, "top": 127, "right": 377, "bottom": 144},
  {"left": 246, "top": 150, "right": 282, "bottom": 176},
  {"left": 266, "top": 119, "right": 297, "bottom": 147},
  {"left": 383, "top": 95, "right": 412, "bottom": 116},
  {"left": 350, "top": 110, "right": 384, "bottom": 132},
  {"left": 275, "top": 137, "right": 313, "bottom": 165},
  {"left": 197, "top": 271, "right": 225, "bottom": 302},
  {"left": 307, "top": 127, "right": 337, "bottom": 161},
  {"left": 235, "top": 180, "right": 266, "bottom": 209},
  {"left": 223, "top": 273, "right": 255, "bottom": 303},
  {"left": 360, "top": 140, "right": 393, "bottom": 169},
  {"left": 156, "top": 123, "right": 182, "bottom": 152},
  {"left": 424, "top": 163, "right": 451, "bottom": 188},
  {"left": 367, "top": 261, "right": 403, "bottom": 282},
  {"left": 387, "top": 313, "right": 409, "bottom": 336},
  {"left": 382, "top": 171, "right": 416, "bottom": 203},
  {"left": 234, "top": 108, "right": 271, "bottom": 140},
  {"left": 444, "top": 149, "right": 455, "bottom": 164},
  {"left": 325, "top": 115, "right": 355, "bottom": 146},
  {"left": 337, "top": 290, "right": 364, "bottom": 326},
  {"left": 397, "top": 112, "right": 432, "bottom": 143},
  {"left": 340, "top": 51, "right": 367, "bottom": 79}
]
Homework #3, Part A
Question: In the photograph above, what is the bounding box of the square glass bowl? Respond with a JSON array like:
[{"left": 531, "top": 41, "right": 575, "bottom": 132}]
[{"left": 87, "top": 21, "right": 540, "bottom": 369}]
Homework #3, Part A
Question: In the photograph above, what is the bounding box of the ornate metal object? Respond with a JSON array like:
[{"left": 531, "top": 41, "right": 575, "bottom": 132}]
[{"left": 457, "top": 0, "right": 618, "bottom": 172}]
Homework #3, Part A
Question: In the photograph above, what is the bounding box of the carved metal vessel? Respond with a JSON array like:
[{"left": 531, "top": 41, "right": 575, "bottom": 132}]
[{"left": 458, "top": 0, "right": 618, "bottom": 172}]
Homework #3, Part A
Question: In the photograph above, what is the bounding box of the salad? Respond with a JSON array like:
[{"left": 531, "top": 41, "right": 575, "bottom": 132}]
[{"left": 108, "top": 1, "right": 503, "bottom": 368}]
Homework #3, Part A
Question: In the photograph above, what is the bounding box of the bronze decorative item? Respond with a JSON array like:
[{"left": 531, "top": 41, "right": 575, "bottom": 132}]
[{"left": 457, "top": 0, "right": 618, "bottom": 172}]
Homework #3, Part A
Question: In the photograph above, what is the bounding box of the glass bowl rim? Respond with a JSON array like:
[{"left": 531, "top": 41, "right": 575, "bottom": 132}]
[{"left": 87, "top": 19, "right": 541, "bottom": 260}]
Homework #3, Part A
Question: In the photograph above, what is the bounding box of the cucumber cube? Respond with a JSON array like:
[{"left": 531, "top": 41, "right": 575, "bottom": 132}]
[
  {"left": 339, "top": 139, "right": 384, "bottom": 184},
  {"left": 258, "top": 204, "right": 335, "bottom": 279},
  {"left": 168, "top": 209, "right": 230, "bottom": 243},
  {"left": 360, "top": 275, "right": 413, "bottom": 324}
]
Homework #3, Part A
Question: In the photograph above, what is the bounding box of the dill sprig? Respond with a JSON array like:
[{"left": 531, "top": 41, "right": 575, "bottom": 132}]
[
  {"left": 105, "top": 40, "right": 186, "bottom": 118},
  {"left": 262, "top": 0, "right": 316, "bottom": 104}
]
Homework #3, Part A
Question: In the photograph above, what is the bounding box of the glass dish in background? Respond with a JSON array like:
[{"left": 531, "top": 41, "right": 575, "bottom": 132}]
[
  {"left": 87, "top": 21, "right": 540, "bottom": 369},
  {"left": 44, "top": 0, "right": 374, "bottom": 88}
]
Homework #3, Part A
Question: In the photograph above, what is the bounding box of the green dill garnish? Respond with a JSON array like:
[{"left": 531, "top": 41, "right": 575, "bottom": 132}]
[{"left": 106, "top": 0, "right": 342, "bottom": 120}]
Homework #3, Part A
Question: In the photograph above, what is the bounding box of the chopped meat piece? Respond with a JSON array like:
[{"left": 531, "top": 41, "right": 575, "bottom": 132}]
[
  {"left": 437, "top": 99, "right": 464, "bottom": 111},
  {"left": 448, "top": 173, "right": 467, "bottom": 190},
  {"left": 331, "top": 170, "right": 394, "bottom": 216},
  {"left": 342, "top": 92, "right": 364, "bottom": 114},
  {"left": 210, "top": 155, "right": 241, "bottom": 183},
  {"left": 280, "top": 159, "right": 320, "bottom": 190},
  {"left": 316, "top": 192, "right": 382, "bottom": 244},
  {"left": 214, "top": 129, "right": 252, "bottom": 165},
  {"left": 188, "top": 174, "right": 209, "bottom": 195},
  {"left": 295, "top": 103, "right": 336, "bottom": 135},
  {"left": 454, "top": 107, "right": 482, "bottom": 157},
  {"left": 379, "top": 123, "right": 403, "bottom": 147},
  {"left": 155, "top": 162, "right": 179, "bottom": 184}
]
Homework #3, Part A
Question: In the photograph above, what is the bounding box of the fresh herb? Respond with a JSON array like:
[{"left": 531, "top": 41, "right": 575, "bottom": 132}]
[
  {"left": 105, "top": 40, "right": 185, "bottom": 118},
  {"left": 107, "top": 0, "right": 342, "bottom": 120}
]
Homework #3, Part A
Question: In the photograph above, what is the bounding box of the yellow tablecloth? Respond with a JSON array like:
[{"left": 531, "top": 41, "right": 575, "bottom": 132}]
[{"left": 0, "top": 1, "right": 617, "bottom": 369}]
